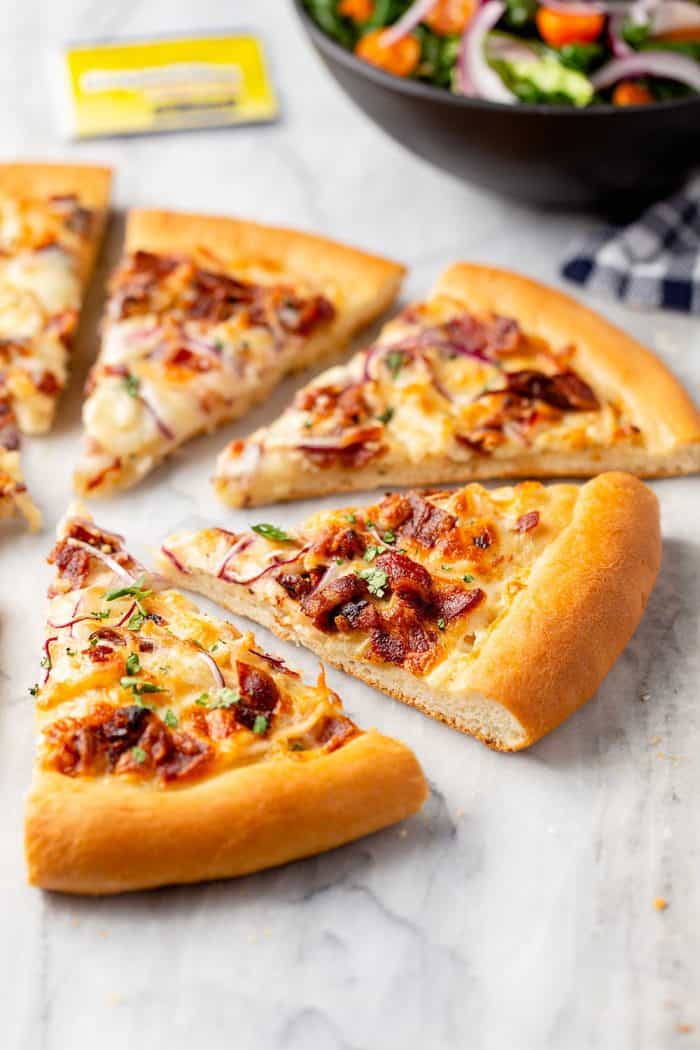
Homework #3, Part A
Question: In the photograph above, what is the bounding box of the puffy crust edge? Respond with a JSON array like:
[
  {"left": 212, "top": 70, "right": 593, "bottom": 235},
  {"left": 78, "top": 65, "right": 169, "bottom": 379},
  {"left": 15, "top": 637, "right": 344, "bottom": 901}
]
[
  {"left": 162, "top": 473, "right": 660, "bottom": 751},
  {"left": 435, "top": 263, "right": 700, "bottom": 455},
  {"left": 25, "top": 730, "right": 427, "bottom": 894},
  {"left": 0, "top": 161, "right": 112, "bottom": 210},
  {"left": 124, "top": 208, "right": 405, "bottom": 321}
]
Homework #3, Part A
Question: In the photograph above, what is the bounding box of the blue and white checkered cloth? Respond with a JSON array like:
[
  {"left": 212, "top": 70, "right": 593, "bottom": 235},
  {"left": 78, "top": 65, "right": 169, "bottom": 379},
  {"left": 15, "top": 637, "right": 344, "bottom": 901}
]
[{"left": 562, "top": 180, "right": 700, "bottom": 314}]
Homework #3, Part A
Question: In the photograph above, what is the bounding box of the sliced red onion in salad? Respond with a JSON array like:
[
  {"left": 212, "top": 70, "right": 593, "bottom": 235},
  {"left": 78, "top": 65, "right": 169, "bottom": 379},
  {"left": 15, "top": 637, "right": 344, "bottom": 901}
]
[
  {"left": 382, "top": 0, "right": 439, "bottom": 45},
  {"left": 457, "top": 1, "right": 516, "bottom": 102},
  {"left": 591, "top": 50, "right": 700, "bottom": 91}
]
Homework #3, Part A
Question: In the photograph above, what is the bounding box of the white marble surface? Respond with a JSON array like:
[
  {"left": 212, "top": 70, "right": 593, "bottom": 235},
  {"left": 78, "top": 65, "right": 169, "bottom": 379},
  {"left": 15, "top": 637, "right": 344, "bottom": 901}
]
[{"left": 1, "top": 2, "right": 699, "bottom": 1048}]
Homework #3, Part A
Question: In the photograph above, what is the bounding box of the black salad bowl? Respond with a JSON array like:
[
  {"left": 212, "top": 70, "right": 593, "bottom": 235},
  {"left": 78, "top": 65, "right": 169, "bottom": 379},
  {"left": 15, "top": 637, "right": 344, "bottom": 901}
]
[{"left": 293, "top": 0, "right": 700, "bottom": 214}]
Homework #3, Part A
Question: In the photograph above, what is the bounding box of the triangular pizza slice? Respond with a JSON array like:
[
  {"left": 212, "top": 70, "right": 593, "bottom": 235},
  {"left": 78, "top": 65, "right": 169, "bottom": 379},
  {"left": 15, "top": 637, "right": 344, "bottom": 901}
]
[
  {"left": 158, "top": 473, "right": 660, "bottom": 751},
  {"left": 213, "top": 263, "right": 700, "bottom": 507},
  {"left": 74, "top": 210, "right": 404, "bottom": 496},
  {"left": 25, "top": 510, "right": 426, "bottom": 894},
  {"left": 0, "top": 163, "right": 110, "bottom": 524}
]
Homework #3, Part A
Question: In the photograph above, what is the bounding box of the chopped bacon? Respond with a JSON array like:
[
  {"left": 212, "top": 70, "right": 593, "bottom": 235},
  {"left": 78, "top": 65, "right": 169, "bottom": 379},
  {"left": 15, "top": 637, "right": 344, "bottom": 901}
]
[
  {"left": 433, "top": 586, "right": 485, "bottom": 623},
  {"left": 472, "top": 527, "right": 494, "bottom": 550},
  {"left": 296, "top": 383, "right": 370, "bottom": 428},
  {"left": 299, "top": 426, "right": 384, "bottom": 469},
  {"left": 311, "top": 526, "right": 365, "bottom": 561},
  {"left": 165, "top": 346, "right": 217, "bottom": 372},
  {"left": 335, "top": 598, "right": 382, "bottom": 633},
  {"left": 49, "top": 541, "right": 91, "bottom": 589},
  {"left": 375, "top": 551, "right": 432, "bottom": 603},
  {"left": 44, "top": 703, "right": 212, "bottom": 782},
  {"left": 87, "top": 627, "right": 125, "bottom": 647},
  {"left": 236, "top": 661, "right": 280, "bottom": 732},
  {"left": 85, "top": 644, "right": 120, "bottom": 663},
  {"left": 515, "top": 510, "right": 540, "bottom": 534},
  {"left": 186, "top": 268, "right": 256, "bottom": 323},
  {"left": 399, "top": 493, "right": 457, "bottom": 548},
  {"left": 276, "top": 566, "right": 326, "bottom": 601},
  {"left": 503, "top": 369, "right": 599, "bottom": 412},
  {"left": 369, "top": 600, "right": 435, "bottom": 673},
  {"left": 444, "top": 313, "right": 521, "bottom": 357},
  {"left": 300, "top": 573, "right": 368, "bottom": 630},
  {"left": 313, "top": 715, "right": 357, "bottom": 752}
]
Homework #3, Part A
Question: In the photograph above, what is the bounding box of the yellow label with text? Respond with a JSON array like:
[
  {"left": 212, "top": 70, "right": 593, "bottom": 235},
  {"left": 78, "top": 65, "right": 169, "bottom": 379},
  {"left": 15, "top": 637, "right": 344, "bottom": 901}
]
[{"left": 64, "top": 35, "right": 279, "bottom": 138}]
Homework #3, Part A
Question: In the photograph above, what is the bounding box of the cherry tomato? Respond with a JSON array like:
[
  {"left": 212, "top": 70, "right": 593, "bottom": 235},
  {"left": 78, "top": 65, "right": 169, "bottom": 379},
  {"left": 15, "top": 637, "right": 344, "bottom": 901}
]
[
  {"left": 536, "top": 7, "right": 605, "bottom": 47},
  {"left": 612, "top": 81, "right": 654, "bottom": 106},
  {"left": 424, "top": 0, "right": 476, "bottom": 36},
  {"left": 339, "top": 0, "right": 374, "bottom": 22},
  {"left": 355, "top": 29, "right": 421, "bottom": 77}
]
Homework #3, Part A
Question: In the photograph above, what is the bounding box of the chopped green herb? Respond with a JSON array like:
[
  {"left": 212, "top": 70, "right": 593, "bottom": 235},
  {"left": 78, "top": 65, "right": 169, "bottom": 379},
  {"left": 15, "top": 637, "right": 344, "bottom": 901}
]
[
  {"left": 441, "top": 564, "right": 452, "bottom": 572},
  {"left": 125, "top": 652, "right": 140, "bottom": 675},
  {"left": 29, "top": 683, "right": 39, "bottom": 696},
  {"left": 252, "top": 715, "right": 269, "bottom": 735},
  {"left": 131, "top": 746, "right": 147, "bottom": 764},
  {"left": 164, "top": 708, "right": 178, "bottom": 728},
  {"left": 303, "top": 419, "right": 313, "bottom": 429},
  {"left": 90, "top": 610, "right": 111, "bottom": 621},
  {"left": 462, "top": 574, "right": 475, "bottom": 584},
  {"left": 251, "top": 523, "right": 295, "bottom": 543},
  {"left": 377, "top": 406, "right": 394, "bottom": 425},
  {"left": 363, "top": 544, "right": 381, "bottom": 562},
  {"left": 385, "top": 350, "right": 404, "bottom": 379},
  {"left": 290, "top": 742, "right": 305, "bottom": 752},
  {"left": 345, "top": 513, "right": 357, "bottom": 524},
  {"left": 66, "top": 648, "right": 77, "bottom": 657},
  {"left": 123, "top": 373, "right": 140, "bottom": 398},
  {"left": 209, "top": 642, "right": 221, "bottom": 652},
  {"left": 89, "top": 637, "right": 99, "bottom": 648},
  {"left": 383, "top": 530, "right": 396, "bottom": 544},
  {"left": 437, "top": 618, "right": 446, "bottom": 631},
  {"left": 127, "top": 609, "right": 145, "bottom": 631},
  {"left": 40, "top": 655, "right": 49, "bottom": 669},
  {"left": 120, "top": 676, "right": 162, "bottom": 696},
  {"left": 194, "top": 693, "right": 210, "bottom": 706},
  {"left": 357, "top": 566, "right": 389, "bottom": 598},
  {"left": 158, "top": 664, "right": 171, "bottom": 674},
  {"left": 213, "top": 688, "right": 240, "bottom": 709},
  {"left": 105, "top": 576, "right": 152, "bottom": 604},
  {"left": 133, "top": 697, "right": 156, "bottom": 711},
  {"left": 333, "top": 557, "right": 344, "bottom": 565}
]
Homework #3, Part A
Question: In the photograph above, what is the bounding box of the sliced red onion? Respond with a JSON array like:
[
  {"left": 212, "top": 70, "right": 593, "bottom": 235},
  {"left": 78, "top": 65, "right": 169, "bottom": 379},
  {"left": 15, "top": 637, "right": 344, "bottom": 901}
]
[
  {"left": 591, "top": 50, "right": 700, "bottom": 90},
  {"left": 139, "top": 392, "right": 176, "bottom": 442},
  {"left": 123, "top": 323, "right": 162, "bottom": 345},
  {"left": 487, "top": 33, "right": 540, "bottom": 64},
  {"left": 609, "top": 11, "right": 634, "bottom": 56},
  {"left": 114, "top": 601, "right": 138, "bottom": 627},
  {"left": 216, "top": 534, "right": 254, "bottom": 579},
  {"left": 219, "top": 545, "right": 311, "bottom": 586},
  {"left": 197, "top": 649, "right": 225, "bottom": 689},
  {"left": 249, "top": 648, "right": 300, "bottom": 677},
  {"left": 650, "top": 1, "right": 700, "bottom": 36},
  {"left": 457, "top": 2, "right": 516, "bottom": 102},
  {"left": 297, "top": 426, "right": 383, "bottom": 453},
  {"left": 65, "top": 538, "right": 136, "bottom": 582},
  {"left": 160, "top": 545, "right": 190, "bottom": 575},
  {"left": 382, "top": 0, "right": 439, "bottom": 45},
  {"left": 42, "top": 636, "right": 58, "bottom": 684}
]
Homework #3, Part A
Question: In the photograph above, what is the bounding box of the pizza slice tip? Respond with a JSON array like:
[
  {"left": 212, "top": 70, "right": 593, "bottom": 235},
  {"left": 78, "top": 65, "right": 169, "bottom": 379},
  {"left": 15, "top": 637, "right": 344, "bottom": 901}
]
[
  {"left": 25, "top": 510, "right": 426, "bottom": 895},
  {"left": 158, "top": 472, "right": 661, "bottom": 751}
]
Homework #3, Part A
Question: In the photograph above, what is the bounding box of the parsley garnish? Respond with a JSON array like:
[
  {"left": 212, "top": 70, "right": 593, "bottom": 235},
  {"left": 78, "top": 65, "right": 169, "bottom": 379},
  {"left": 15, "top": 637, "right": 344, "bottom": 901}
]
[
  {"left": 441, "top": 564, "right": 452, "bottom": 572},
  {"left": 377, "top": 407, "right": 394, "bottom": 425},
  {"left": 89, "top": 637, "right": 99, "bottom": 648},
  {"left": 363, "top": 545, "right": 381, "bottom": 562},
  {"left": 164, "top": 709, "right": 178, "bottom": 728},
  {"left": 125, "top": 652, "right": 140, "bottom": 675},
  {"left": 123, "top": 373, "right": 140, "bottom": 398},
  {"left": 131, "top": 746, "right": 147, "bottom": 764},
  {"left": 90, "top": 610, "right": 110, "bottom": 621},
  {"left": 105, "top": 576, "right": 152, "bottom": 603},
  {"left": 29, "top": 683, "right": 39, "bottom": 696},
  {"left": 333, "top": 557, "right": 344, "bottom": 565},
  {"left": 385, "top": 350, "right": 404, "bottom": 379},
  {"left": 252, "top": 715, "right": 269, "bottom": 735},
  {"left": 437, "top": 618, "right": 446, "bottom": 631},
  {"left": 127, "top": 609, "right": 145, "bottom": 631},
  {"left": 40, "top": 655, "right": 49, "bottom": 669},
  {"left": 383, "top": 530, "right": 396, "bottom": 544},
  {"left": 290, "top": 742, "right": 305, "bottom": 752},
  {"left": 213, "top": 688, "right": 240, "bottom": 709},
  {"left": 120, "top": 676, "right": 162, "bottom": 696},
  {"left": 463, "top": 574, "right": 475, "bottom": 584},
  {"left": 66, "top": 648, "right": 77, "bottom": 657},
  {"left": 345, "top": 513, "right": 357, "bottom": 524},
  {"left": 251, "top": 523, "right": 295, "bottom": 543},
  {"left": 357, "top": 567, "right": 389, "bottom": 598},
  {"left": 194, "top": 693, "right": 210, "bottom": 706}
]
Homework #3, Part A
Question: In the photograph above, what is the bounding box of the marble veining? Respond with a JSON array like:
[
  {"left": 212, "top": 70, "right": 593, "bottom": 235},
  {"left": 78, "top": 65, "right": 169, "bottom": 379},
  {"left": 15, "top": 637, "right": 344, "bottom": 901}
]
[{"left": 0, "top": 2, "right": 698, "bottom": 1048}]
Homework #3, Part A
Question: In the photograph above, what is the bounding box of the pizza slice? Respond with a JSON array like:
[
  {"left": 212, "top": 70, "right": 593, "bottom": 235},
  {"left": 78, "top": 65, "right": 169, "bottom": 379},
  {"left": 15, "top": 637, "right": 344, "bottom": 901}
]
[
  {"left": 25, "top": 510, "right": 426, "bottom": 894},
  {"left": 0, "top": 162, "right": 111, "bottom": 435},
  {"left": 73, "top": 210, "right": 404, "bottom": 496},
  {"left": 158, "top": 472, "right": 660, "bottom": 751},
  {"left": 213, "top": 263, "right": 700, "bottom": 507}
]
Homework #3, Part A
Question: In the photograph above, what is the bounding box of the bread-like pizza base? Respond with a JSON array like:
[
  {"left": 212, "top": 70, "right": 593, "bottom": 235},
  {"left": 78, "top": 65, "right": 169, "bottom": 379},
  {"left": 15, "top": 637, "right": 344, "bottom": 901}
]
[
  {"left": 161, "top": 473, "right": 661, "bottom": 751},
  {"left": 26, "top": 729, "right": 426, "bottom": 895},
  {"left": 74, "top": 209, "right": 404, "bottom": 497},
  {"left": 214, "top": 263, "right": 700, "bottom": 507}
]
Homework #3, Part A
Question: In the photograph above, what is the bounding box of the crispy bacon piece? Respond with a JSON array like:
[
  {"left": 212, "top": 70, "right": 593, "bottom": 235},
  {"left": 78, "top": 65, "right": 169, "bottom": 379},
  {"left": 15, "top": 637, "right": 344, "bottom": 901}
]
[
  {"left": 299, "top": 425, "right": 384, "bottom": 469},
  {"left": 433, "top": 586, "right": 485, "bottom": 623},
  {"left": 87, "top": 627, "right": 125, "bottom": 647},
  {"left": 296, "top": 383, "right": 370, "bottom": 428},
  {"left": 49, "top": 542, "right": 91, "bottom": 589},
  {"left": 515, "top": 510, "right": 540, "bottom": 533},
  {"left": 276, "top": 566, "right": 326, "bottom": 602},
  {"left": 300, "top": 573, "right": 368, "bottom": 630},
  {"left": 313, "top": 715, "right": 358, "bottom": 752},
  {"left": 375, "top": 551, "right": 432, "bottom": 603},
  {"left": 236, "top": 661, "right": 280, "bottom": 732},
  {"left": 503, "top": 369, "right": 599, "bottom": 412},
  {"left": 334, "top": 598, "right": 382, "bottom": 633},
  {"left": 311, "top": 526, "right": 366, "bottom": 561},
  {"left": 369, "top": 600, "right": 435, "bottom": 673},
  {"left": 85, "top": 644, "right": 120, "bottom": 663},
  {"left": 44, "top": 703, "right": 212, "bottom": 783},
  {"left": 166, "top": 346, "right": 217, "bottom": 372},
  {"left": 35, "top": 370, "right": 61, "bottom": 396},
  {"left": 444, "top": 313, "right": 521, "bottom": 357},
  {"left": 400, "top": 493, "right": 457, "bottom": 548}
]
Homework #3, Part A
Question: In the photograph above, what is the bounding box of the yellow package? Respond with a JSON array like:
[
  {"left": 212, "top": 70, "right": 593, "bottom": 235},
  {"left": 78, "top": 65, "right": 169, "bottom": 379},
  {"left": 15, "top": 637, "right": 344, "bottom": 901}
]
[{"left": 63, "top": 34, "right": 279, "bottom": 138}]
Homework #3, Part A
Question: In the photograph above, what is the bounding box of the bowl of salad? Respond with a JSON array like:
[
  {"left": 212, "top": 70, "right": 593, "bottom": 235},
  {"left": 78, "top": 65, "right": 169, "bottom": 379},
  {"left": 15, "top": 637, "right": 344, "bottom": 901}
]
[{"left": 296, "top": 0, "right": 700, "bottom": 210}]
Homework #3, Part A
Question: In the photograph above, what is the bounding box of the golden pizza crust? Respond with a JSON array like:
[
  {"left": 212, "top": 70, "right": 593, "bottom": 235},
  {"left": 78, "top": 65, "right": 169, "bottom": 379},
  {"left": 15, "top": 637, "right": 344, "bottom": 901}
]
[
  {"left": 159, "top": 473, "right": 661, "bottom": 751},
  {"left": 26, "top": 730, "right": 426, "bottom": 894}
]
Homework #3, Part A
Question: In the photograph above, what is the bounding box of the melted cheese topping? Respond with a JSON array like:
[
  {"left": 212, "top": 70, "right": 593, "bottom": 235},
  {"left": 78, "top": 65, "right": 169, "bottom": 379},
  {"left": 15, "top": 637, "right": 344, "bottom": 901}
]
[
  {"left": 162, "top": 480, "right": 580, "bottom": 680},
  {"left": 37, "top": 529, "right": 355, "bottom": 787},
  {"left": 0, "top": 447, "right": 41, "bottom": 529},
  {"left": 217, "top": 295, "right": 643, "bottom": 483}
]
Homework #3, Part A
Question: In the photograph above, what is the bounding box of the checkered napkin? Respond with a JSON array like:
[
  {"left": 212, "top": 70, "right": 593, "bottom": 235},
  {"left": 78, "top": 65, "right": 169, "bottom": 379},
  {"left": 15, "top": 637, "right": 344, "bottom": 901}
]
[{"left": 561, "top": 180, "right": 700, "bottom": 314}]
